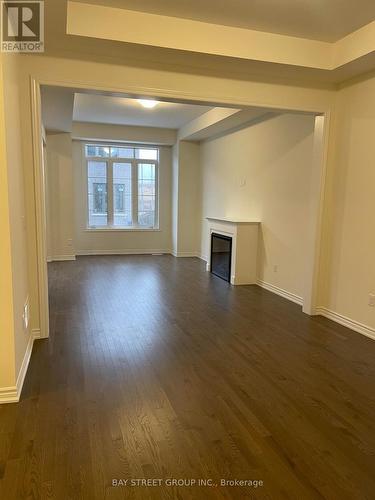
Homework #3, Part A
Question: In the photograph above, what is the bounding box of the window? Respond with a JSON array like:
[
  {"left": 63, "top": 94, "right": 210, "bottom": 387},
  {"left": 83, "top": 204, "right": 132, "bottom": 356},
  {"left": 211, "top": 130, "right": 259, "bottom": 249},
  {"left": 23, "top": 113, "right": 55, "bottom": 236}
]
[{"left": 85, "top": 144, "right": 159, "bottom": 229}]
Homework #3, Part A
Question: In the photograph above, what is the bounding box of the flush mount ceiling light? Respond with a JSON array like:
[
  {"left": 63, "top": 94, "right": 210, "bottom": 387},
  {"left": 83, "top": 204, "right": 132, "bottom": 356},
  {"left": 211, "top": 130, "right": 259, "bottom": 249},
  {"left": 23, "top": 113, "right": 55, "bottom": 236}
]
[{"left": 138, "top": 99, "right": 159, "bottom": 109}]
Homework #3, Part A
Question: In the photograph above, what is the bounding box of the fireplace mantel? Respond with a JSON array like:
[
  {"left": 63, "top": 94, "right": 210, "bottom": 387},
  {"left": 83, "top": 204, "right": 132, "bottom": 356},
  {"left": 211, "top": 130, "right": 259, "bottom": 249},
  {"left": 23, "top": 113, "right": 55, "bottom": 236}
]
[
  {"left": 206, "top": 217, "right": 260, "bottom": 225},
  {"left": 206, "top": 217, "right": 260, "bottom": 285}
]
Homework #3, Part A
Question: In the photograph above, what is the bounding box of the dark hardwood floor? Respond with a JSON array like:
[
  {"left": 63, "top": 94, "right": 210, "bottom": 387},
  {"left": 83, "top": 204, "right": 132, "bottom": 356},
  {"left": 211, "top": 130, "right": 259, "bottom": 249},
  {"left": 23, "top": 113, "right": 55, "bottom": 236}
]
[{"left": 1, "top": 255, "right": 375, "bottom": 499}]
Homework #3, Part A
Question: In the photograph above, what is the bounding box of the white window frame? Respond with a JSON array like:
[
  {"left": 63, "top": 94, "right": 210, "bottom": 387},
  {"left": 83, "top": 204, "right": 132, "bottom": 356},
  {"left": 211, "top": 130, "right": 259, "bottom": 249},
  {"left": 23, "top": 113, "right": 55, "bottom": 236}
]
[{"left": 84, "top": 143, "right": 159, "bottom": 231}]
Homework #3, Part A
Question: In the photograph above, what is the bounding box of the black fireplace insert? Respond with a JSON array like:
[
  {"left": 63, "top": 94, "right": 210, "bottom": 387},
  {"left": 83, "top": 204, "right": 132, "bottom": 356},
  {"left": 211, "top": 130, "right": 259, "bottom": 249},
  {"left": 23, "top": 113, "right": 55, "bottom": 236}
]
[{"left": 210, "top": 233, "right": 232, "bottom": 282}]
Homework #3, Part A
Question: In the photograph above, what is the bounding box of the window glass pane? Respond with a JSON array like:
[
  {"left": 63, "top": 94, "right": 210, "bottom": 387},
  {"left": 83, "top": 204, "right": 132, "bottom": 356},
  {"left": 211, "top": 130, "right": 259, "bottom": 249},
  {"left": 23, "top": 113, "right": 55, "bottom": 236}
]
[
  {"left": 88, "top": 161, "right": 107, "bottom": 226},
  {"left": 135, "top": 148, "right": 158, "bottom": 160},
  {"left": 113, "top": 163, "right": 132, "bottom": 227},
  {"left": 85, "top": 145, "right": 110, "bottom": 157},
  {"left": 138, "top": 163, "right": 156, "bottom": 227},
  {"left": 111, "top": 147, "right": 135, "bottom": 158}
]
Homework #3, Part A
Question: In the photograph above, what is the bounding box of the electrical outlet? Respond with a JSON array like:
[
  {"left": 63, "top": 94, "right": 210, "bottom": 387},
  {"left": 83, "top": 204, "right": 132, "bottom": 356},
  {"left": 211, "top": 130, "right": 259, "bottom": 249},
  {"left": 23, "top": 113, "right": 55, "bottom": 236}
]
[
  {"left": 369, "top": 294, "right": 375, "bottom": 307},
  {"left": 67, "top": 238, "right": 73, "bottom": 247},
  {"left": 273, "top": 265, "right": 278, "bottom": 273},
  {"left": 240, "top": 177, "right": 247, "bottom": 187},
  {"left": 22, "top": 300, "right": 29, "bottom": 331}
]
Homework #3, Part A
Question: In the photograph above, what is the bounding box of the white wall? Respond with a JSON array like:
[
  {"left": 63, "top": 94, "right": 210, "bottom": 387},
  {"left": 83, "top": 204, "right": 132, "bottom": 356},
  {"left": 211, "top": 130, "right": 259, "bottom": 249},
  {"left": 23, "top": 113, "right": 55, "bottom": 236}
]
[
  {"left": 172, "top": 141, "right": 201, "bottom": 256},
  {"left": 2, "top": 54, "right": 31, "bottom": 378},
  {"left": 200, "top": 114, "right": 316, "bottom": 299},
  {"left": 46, "top": 132, "right": 76, "bottom": 260},
  {"left": 72, "top": 140, "right": 172, "bottom": 254},
  {"left": 0, "top": 53, "right": 17, "bottom": 390},
  {"left": 319, "top": 74, "right": 375, "bottom": 330}
]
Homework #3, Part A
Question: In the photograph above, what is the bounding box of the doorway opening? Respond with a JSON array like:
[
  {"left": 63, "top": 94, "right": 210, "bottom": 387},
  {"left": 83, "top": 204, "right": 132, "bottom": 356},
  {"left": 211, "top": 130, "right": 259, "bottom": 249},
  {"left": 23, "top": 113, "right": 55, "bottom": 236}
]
[{"left": 32, "top": 80, "right": 329, "bottom": 339}]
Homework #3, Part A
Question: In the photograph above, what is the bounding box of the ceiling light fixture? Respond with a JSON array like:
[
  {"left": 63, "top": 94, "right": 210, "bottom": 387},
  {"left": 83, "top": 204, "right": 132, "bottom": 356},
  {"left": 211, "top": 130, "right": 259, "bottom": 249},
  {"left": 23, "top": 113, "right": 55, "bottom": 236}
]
[{"left": 138, "top": 99, "right": 159, "bottom": 109}]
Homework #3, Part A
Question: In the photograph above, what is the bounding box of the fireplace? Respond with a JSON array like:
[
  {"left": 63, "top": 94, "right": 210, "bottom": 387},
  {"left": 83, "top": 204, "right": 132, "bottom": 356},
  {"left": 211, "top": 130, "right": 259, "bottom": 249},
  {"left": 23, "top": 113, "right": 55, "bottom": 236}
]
[
  {"left": 210, "top": 233, "right": 232, "bottom": 282},
  {"left": 206, "top": 218, "right": 260, "bottom": 285}
]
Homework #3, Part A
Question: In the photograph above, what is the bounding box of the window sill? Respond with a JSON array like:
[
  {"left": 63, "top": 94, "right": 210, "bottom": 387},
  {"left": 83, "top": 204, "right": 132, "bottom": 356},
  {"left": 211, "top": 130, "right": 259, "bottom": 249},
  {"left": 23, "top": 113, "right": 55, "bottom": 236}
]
[{"left": 85, "top": 227, "right": 161, "bottom": 232}]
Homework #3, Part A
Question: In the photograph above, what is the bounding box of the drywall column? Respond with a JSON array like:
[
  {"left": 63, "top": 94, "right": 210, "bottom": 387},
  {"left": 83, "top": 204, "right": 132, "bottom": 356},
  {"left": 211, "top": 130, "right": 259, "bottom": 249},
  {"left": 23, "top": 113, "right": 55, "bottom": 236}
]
[
  {"left": 0, "top": 54, "right": 16, "bottom": 395},
  {"left": 171, "top": 143, "right": 179, "bottom": 255},
  {"left": 303, "top": 115, "right": 327, "bottom": 315},
  {"left": 317, "top": 76, "right": 375, "bottom": 332},
  {"left": 46, "top": 132, "right": 76, "bottom": 260},
  {"left": 43, "top": 137, "right": 53, "bottom": 260},
  {"left": 172, "top": 141, "right": 201, "bottom": 257},
  {"left": 1, "top": 52, "right": 33, "bottom": 400},
  {"left": 1, "top": 52, "right": 32, "bottom": 402}
]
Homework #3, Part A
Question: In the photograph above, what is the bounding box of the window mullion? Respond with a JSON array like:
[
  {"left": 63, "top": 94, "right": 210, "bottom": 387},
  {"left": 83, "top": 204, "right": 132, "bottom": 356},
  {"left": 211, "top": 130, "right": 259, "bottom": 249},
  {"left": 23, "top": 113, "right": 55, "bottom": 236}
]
[
  {"left": 155, "top": 162, "right": 159, "bottom": 229},
  {"left": 107, "top": 160, "right": 114, "bottom": 226},
  {"left": 132, "top": 161, "right": 138, "bottom": 226}
]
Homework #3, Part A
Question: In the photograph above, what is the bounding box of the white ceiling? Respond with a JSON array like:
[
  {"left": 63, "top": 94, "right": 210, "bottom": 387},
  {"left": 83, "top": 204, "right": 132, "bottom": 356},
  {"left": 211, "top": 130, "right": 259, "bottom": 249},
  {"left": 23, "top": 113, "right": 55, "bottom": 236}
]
[
  {"left": 73, "top": 93, "right": 213, "bottom": 128},
  {"left": 74, "top": 0, "right": 375, "bottom": 42}
]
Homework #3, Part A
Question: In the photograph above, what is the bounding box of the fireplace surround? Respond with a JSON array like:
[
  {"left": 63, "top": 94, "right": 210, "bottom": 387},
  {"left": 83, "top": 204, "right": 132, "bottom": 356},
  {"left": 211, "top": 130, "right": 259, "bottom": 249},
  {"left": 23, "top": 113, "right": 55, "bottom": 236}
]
[{"left": 206, "top": 217, "right": 260, "bottom": 285}]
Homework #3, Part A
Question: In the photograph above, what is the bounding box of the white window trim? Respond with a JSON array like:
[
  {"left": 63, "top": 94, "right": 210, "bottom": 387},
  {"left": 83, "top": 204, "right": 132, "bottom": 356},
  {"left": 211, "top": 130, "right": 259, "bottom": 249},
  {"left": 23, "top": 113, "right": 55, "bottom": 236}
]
[{"left": 84, "top": 142, "right": 160, "bottom": 231}]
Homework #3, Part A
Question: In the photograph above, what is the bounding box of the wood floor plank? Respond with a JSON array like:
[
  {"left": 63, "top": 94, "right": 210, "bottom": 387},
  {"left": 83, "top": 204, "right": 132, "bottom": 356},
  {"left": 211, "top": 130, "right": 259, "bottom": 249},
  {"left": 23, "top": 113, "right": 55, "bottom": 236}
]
[{"left": 1, "top": 255, "right": 375, "bottom": 499}]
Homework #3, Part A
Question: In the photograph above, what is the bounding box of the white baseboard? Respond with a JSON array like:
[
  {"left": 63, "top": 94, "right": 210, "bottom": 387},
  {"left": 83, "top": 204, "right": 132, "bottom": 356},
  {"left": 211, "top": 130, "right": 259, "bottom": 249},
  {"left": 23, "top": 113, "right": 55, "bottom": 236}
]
[
  {"left": 0, "top": 386, "right": 19, "bottom": 404},
  {"left": 171, "top": 251, "right": 200, "bottom": 258},
  {"left": 32, "top": 328, "right": 41, "bottom": 339},
  {"left": 77, "top": 249, "right": 170, "bottom": 256},
  {"left": 0, "top": 329, "right": 40, "bottom": 404},
  {"left": 49, "top": 255, "right": 76, "bottom": 262},
  {"left": 256, "top": 281, "right": 375, "bottom": 342},
  {"left": 316, "top": 307, "right": 375, "bottom": 341},
  {"left": 256, "top": 279, "right": 303, "bottom": 306},
  {"left": 76, "top": 250, "right": 202, "bottom": 258}
]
